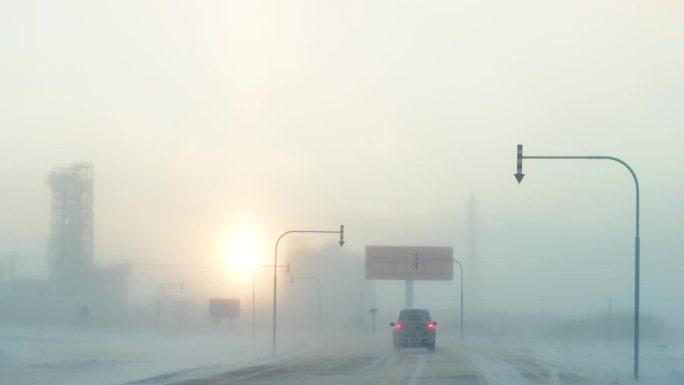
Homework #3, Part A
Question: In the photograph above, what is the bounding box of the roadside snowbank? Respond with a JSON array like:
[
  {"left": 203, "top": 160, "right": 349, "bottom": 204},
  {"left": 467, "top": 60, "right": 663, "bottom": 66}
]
[{"left": 0, "top": 327, "right": 274, "bottom": 385}]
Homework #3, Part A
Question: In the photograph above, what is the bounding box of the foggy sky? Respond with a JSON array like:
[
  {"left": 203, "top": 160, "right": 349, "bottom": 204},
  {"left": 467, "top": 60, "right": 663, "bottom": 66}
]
[{"left": 1, "top": 1, "right": 683, "bottom": 321}]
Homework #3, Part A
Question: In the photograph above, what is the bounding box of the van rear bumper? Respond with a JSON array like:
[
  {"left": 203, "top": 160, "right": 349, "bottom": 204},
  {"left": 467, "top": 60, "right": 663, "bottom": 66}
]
[{"left": 395, "top": 336, "right": 435, "bottom": 347}]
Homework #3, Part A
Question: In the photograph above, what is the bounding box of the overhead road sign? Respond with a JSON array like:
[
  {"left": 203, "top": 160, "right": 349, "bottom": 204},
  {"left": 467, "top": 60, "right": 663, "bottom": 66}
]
[
  {"left": 365, "top": 246, "right": 453, "bottom": 281},
  {"left": 209, "top": 298, "right": 240, "bottom": 319}
]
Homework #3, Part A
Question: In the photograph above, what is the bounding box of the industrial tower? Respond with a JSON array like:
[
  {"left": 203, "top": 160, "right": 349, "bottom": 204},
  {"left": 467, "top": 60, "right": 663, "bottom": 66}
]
[{"left": 48, "top": 163, "right": 94, "bottom": 290}]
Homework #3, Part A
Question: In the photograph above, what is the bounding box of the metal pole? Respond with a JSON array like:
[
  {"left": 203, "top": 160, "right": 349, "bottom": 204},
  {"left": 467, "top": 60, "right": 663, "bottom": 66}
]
[
  {"left": 272, "top": 226, "right": 344, "bottom": 355},
  {"left": 453, "top": 259, "right": 464, "bottom": 340},
  {"left": 520, "top": 153, "right": 640, "bottom": 380},
  {"left": 252, "top": 268, "right": 258, "bottom": 340},
  {"left": 156, "top": 286, "right": 161, "bottom": 332},
  {"left": 372, "top": 294, "right": 376, "bottom": 334},
  {"left": 155, "top": 283, "right": 183, "bottom": 333},
  {"left": 291, "top": 276, "right": 322, "bottom": 331},
  {"left": 405, "top": 280, "right": 413, "bottom": 309},
  {"left": 609, "top": 296, "right": 613, "bottom": 344},
  {"left": 359, "top": 293, "right": 363, "bottom": 332},
  {"left": 254, "top": 265, "right": 289, "bottom": 341},
  {"left": 179, "top": 282, "right": 184, "bottom": 329}
]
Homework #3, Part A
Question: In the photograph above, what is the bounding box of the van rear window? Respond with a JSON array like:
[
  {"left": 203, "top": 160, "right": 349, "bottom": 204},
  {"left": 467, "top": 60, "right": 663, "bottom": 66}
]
[{"left": 399, "top": 310, "right": 430, "bottom": 321}]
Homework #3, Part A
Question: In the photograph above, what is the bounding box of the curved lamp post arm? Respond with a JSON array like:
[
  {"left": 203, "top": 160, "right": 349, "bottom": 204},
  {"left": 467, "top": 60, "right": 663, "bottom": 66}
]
[{"left": 523, "top": 156, "right": 639, "bottom": 225}]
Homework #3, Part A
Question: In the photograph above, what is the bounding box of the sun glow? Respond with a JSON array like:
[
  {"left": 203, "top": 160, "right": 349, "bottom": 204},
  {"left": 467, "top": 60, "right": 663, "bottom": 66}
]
[{"left": 225, "top": 229, "right": 260, "bottom": 276}]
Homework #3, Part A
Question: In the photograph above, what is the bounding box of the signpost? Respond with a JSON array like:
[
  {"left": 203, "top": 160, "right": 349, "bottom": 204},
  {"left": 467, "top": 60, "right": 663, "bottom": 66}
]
[
  {"left": 370, "top": 307, "right": 377, "bottom": 334},
  {"left": 209, "top": 298, "right": 240, "bottom": 330},
  {"left": 365, "top": 246, "right": 453, "bottom": 281},
  {"left": 366, "top": 246, "right": 453, "bottom": 309}
]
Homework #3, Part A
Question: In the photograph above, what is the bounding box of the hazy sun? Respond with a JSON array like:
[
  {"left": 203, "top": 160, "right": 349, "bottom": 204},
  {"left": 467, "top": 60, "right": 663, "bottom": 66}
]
[{"left": 225, "top": 230, "right": 260, "bottom": 276}]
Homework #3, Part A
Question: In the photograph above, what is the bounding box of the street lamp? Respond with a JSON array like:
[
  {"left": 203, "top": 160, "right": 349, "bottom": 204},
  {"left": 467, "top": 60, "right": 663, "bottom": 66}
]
[
  {"left": 156, "top": 282, "right": 183, "bottom": 332},
  {"left": 514, "top": 144, "right": 641, "bottom": 381},
  {"left": 453, "top": 259, "right": 464, "bottom": 340},
  {"left": 291, "top": 275, "right": 322, "bottom": 331},
  {"left": 252, "top": 263, "right": 289, "bottom": 340},
  {"left": 272, "top": 225, "right": 344, "bottom": 354}
]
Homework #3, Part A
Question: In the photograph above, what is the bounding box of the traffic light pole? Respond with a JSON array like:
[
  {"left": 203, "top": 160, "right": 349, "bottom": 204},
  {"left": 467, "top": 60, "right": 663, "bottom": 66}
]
[
  {"left": 515, "top": 145, "right": 640, "bottom": 381},
  {"left": 272, "top": 226, "right": 344, "bottom": 355},
  {"left": 453, "top": 259, "right": 464, "bottom": 340}
]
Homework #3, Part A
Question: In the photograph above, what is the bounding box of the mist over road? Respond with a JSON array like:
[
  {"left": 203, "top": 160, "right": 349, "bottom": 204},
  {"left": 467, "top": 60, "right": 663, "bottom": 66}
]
[{"left": 161, "top": 336, "right": 591, "bottom": 385}]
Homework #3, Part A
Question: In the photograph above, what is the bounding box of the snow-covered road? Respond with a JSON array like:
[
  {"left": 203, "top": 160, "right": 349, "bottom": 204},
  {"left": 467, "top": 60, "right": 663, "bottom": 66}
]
[
  {"left": 159, "top": 344, "right": 592, "bottom": 385},
  {"left": 1, "top": 327, "right": 680, "bottom": 385}
]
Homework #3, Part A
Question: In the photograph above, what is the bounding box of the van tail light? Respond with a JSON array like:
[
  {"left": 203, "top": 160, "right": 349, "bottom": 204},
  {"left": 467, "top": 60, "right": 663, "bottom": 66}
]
[
  {"left": 426, "top": 322, "right": 436, "bottom": 330},
  {"left": 395, "top": 322, "right": 402, "bottom": 330}
]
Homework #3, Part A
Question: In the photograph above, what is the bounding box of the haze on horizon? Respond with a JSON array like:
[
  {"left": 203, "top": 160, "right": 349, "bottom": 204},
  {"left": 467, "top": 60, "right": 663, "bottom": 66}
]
[{"left": 1, "top": 0, "right": 683, "bottom": 328}]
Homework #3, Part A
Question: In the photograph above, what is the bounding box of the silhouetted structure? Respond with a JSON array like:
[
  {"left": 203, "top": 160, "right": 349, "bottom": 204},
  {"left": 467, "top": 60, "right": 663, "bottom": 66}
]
[{"left": 48, "top": 163, "right": 94, "bottom": 291}]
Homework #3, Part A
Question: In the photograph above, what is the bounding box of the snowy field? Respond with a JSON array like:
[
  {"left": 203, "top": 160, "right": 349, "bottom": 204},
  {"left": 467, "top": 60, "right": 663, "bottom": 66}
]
[
  {"left": 0, "top": 327, "right": 276, "bottom": 385},
  {"left": 1, "top": 326, "right": 683, "bottom": 385},
  {"left": 464, "top": 335, "right": 684, "bottom": 385}
]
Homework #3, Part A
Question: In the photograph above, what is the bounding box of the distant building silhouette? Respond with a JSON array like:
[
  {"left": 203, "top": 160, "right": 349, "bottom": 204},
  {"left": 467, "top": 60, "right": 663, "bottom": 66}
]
[
  {"left": 48, "top": 163, "right": 94, "bottom": 291},
  {"left": 0, "top": 163, "right": 131, "bottom": 326}
]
